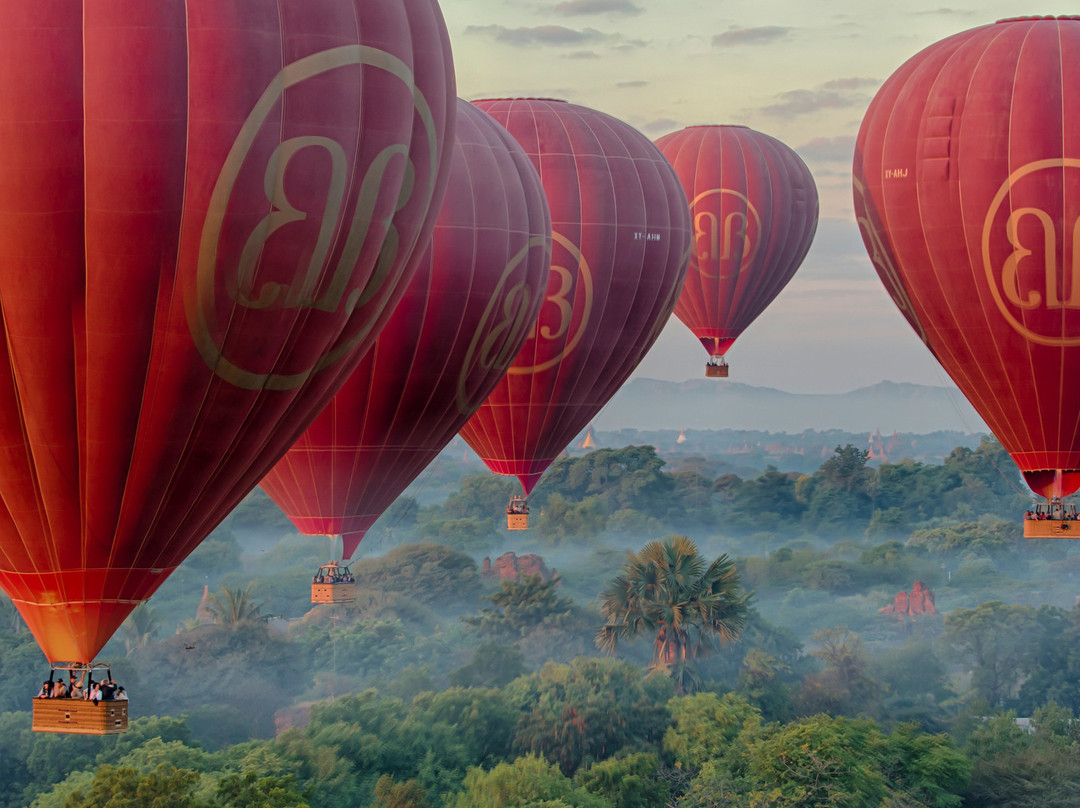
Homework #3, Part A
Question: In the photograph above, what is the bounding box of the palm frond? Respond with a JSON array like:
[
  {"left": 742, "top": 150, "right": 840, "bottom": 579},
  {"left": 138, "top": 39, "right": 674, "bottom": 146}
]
[{"left": 593, "top": 535, "right": 749, "bottom": 691}]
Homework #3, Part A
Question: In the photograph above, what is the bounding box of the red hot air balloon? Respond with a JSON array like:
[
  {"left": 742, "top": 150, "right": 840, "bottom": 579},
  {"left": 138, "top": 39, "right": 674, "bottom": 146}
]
[
  {"left": 0, "top": 0, "right": 455, "bottom": 665},
  {"left": 260, "top": 99, "right": 551, "bottom": 560},
  {"left": 656, "top": 125, "right": 818, "bottom": 378},
  {"left": 853, "top": 15, "right": 1080, "bottom": 532},
  {"left": 460, "top": 98, "right": 692, "bottom": 503}
]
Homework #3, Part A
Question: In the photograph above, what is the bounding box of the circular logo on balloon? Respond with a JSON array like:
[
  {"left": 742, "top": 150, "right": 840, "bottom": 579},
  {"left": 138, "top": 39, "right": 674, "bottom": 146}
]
[
  {"left": 509, "top": 231, "right": 594, "bottom": 375},
  {"left": 456, "top": 234, "right": 551, "bottom": 413},
  {"left": 689, "top": 188, "right": 761, "bottom": 280},
  {"left": 983, "top": 158, "right": 1080, "bottom": 346},
  {"left": 186, "top": 45, "right": 440, "bottom": 390}
]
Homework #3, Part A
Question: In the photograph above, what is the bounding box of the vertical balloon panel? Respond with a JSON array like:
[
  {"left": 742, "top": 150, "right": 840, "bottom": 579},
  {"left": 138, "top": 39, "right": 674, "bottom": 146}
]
[
  {"left": 260, "top": 99, "right": 551, "bottom": 560},
  {"left": 0, "top": 0, "right": 456, "bottom": 662},
  {"left": 460, "top": 99, "right": 693, "bottom": 495},
  {"left": 854, "top": 16, "right": 1080, "bottom": 499}
]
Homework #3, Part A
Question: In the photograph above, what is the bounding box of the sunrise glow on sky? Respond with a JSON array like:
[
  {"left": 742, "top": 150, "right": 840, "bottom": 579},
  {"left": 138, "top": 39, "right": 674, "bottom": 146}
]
[{"left": 438, "top": 2, "right": 1080, "bottom": 393}]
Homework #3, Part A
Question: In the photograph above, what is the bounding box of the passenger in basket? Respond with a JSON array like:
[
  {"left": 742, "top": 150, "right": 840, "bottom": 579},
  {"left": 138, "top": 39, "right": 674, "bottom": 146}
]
[
  {"left": 51, "top": 680, "right": 67, "bottom": 698},
  {"left": 87, "top": 682, "right": 102, "bottom": 704},
  {"left": 35, "top": 681, "right": 51, "bottom": 698}
]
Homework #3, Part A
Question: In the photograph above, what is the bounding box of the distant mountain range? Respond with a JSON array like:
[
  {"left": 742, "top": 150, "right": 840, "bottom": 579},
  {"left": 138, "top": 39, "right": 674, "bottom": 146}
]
[{"left": 594, "top": 379, "right": 989, "bottom": 435}]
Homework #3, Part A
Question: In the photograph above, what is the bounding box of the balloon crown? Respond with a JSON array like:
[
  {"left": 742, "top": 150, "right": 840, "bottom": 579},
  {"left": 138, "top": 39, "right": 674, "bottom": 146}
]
[
  {"left": 473, "top": 97, "right": 567, "bottom": 103},
  {"left": 996, "top": 15, "right": 1080, "bottom": 23}
]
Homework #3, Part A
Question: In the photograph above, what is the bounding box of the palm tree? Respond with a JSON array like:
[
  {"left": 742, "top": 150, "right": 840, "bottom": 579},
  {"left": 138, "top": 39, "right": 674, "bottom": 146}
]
[
  {"left": 596, "top": 534, "right": 748, "bottom": 691},
  {"left": 121, "top": 603, "right": 161, "bottom": 653},
  {"left": 0, "top": 595, "right": 24, "bottom": 634},
  {"left": 204, "top": 584, "right": 263, "bottom": 626}
]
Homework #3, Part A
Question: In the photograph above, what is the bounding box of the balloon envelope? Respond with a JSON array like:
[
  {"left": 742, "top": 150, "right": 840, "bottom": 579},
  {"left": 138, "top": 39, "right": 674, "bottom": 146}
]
[
  {"left": 0, "top": 0, "right": 455, "bottom": 662},
  {"left": 260, "top": 99, "right": 551, "bottom": 558},
  {"left": 853, "top": 15, "right": 1080, "bottom": 499},
  {"left": 460, "top": 98, "right": 693, "bottom": 495},
  {"left": 656, "top": 125, "right": 818, "bottom": 362}
]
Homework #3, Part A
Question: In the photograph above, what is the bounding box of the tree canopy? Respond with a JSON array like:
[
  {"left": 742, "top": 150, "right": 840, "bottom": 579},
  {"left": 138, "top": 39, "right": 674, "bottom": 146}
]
[{"left": 596, "top": 535, "right": 748, "bottom": 690}]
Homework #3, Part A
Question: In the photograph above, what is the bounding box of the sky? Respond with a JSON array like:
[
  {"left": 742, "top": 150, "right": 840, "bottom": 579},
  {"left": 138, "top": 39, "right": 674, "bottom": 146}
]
[{"left": 438, "top": 1, "right": 1080, "bottom": 394}]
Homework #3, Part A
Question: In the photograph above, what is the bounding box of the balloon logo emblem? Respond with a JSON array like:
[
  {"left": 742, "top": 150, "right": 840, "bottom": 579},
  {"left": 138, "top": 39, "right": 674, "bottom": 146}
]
[
  {"left": 188, "top": 45, "right": 441, "bottom": 391},
  {"left": 457, "top": 234, "right": 550, "bottom": 412},
  {"left": 690, "top": 188, "right": 761, "bottom": 280},
  {"left": 982, "top": 158, "right": 1080, "bottom": 346},
  {"left": 510, "top": 230, "right": 594, "bottom": 374}
]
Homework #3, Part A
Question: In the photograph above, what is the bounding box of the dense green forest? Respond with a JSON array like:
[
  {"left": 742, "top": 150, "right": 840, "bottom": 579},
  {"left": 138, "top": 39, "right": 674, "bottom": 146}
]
[{"left": 3, "top": 437, "right": 1080, "bottom": 807}]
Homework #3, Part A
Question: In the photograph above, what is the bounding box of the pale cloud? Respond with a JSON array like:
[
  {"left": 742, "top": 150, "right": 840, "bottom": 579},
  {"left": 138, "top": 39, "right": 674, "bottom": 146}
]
[
  {"left": 913, "top": 7, "right": 979, "bottom": 15},
  {"left": 797, "top": 135, "right": 856, "bottom": 163},
  {"left": 554, "top": 0, "right": 643, "bottom": 15},
  {"left": 759, "top": 86, "right": 872, "bottom": 119},
  {"left": 712, "top": 26, "right": 792, "bottom": 47},
  {"left": 616, "top": 80, "right": 648, "bottom": 88},
  {"left": 610, "top": 38, "right": 649, "bottom": 51},
  {"left": 642, "top": 117, "right": 680, "bottom": 135},
  {"left": 820, "top": 77, "right": 880, "bottom": 91},
  {"left": 465, "top": 24, "right": 610, "bottom": 47},
  {"left": 464, "top": 23, "right": 646, "bottom": 50},
  {"left": 810, "top": 165, "right": 858, "bottom": 181},
  {"left": 800, "top": 217, "right": 870, "bottom": 281},
  {"left": 566, "top": 50, "right": 601, "bottom": 58}
]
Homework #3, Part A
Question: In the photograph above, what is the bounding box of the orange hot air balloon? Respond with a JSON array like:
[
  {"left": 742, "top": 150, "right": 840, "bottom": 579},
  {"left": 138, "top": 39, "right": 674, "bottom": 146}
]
[
  {"left": 853, "top": 15, "right": 1080, "bottom": 529},
  {"left": 260, "top": 99, "right": 551, "bottom": 560},
  {"left": 0, "top": 0, "right": 456, "bottom": 664},
  {"left": 656, "top": 125, "right": 818, "bottom": 377},
  {"left": 460, "top": 99, "right": 692, "bottom": 499}
]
